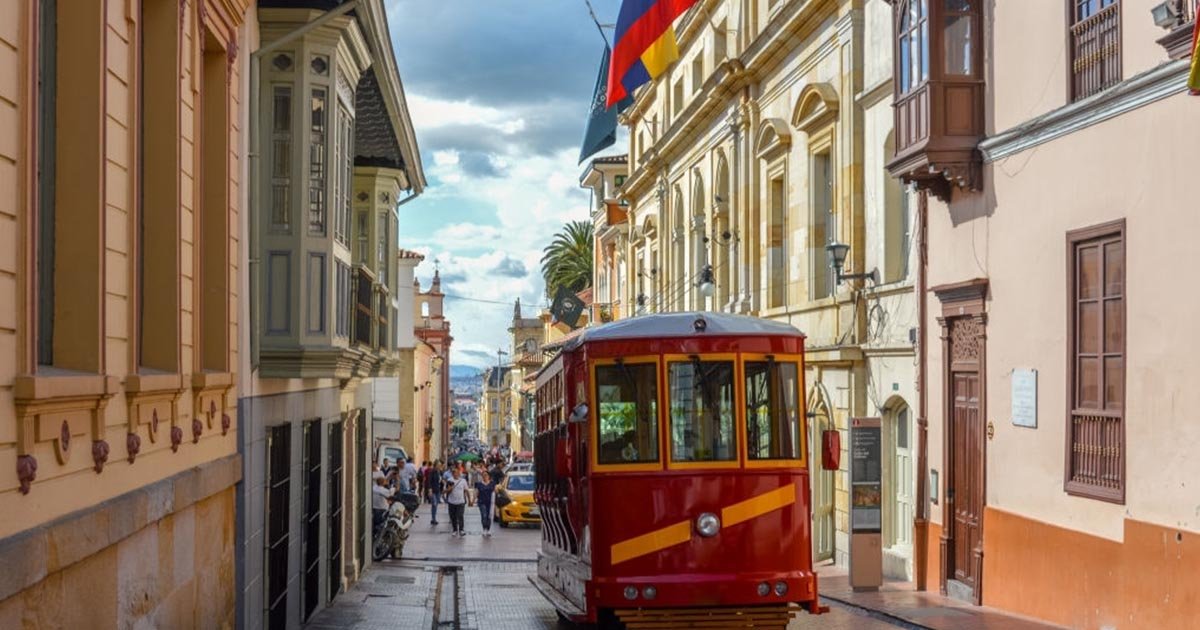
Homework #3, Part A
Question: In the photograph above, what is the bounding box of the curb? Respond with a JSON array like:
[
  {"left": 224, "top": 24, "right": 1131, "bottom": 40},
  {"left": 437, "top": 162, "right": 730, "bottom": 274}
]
[{"left": 819, "top": 595, "right": 934, "bottom": 630}]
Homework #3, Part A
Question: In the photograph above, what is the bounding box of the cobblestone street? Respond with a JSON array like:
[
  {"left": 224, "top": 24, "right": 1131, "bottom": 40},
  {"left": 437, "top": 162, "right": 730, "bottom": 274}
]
[{"left": 303, "top": 507, "right": 911, "bottom": 629}]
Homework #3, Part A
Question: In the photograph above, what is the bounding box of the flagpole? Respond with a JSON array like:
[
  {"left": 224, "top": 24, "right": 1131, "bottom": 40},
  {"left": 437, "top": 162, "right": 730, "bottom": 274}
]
[{"left": 582, "top": 0, "right": 612, "bottom": 46}]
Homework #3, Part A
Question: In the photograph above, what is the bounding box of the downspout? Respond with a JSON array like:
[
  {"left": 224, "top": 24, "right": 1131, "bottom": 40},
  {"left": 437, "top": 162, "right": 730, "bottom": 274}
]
[
  {"left": 249, "top": 0, "right": 359, "bottom": 368},
  {"left": 913, "top": 190, "right": 930, "bottom": 590}
]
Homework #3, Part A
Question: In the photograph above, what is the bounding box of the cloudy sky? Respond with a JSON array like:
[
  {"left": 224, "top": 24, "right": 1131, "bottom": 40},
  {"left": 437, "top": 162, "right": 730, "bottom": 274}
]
[{"left": 384, "top": 0, "right": 624, "bottom": 369}]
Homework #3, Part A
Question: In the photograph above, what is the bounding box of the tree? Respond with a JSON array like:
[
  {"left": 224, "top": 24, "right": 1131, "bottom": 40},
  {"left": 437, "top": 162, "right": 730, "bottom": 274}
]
[{"left": 540, "top": 220, "right": 593, "bottom": 297}]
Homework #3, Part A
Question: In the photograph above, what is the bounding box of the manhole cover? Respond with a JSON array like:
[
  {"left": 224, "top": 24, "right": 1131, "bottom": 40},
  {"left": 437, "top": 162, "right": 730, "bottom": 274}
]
[{"left": 376, "top": 575, "right": 417, "bottom": 585}]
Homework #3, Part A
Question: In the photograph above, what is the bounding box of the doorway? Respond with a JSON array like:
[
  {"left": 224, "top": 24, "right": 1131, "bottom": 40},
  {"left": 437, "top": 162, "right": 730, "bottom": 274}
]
[
  {"left": 933, "top": 279, "right": 988, "bottom": 604},
  {"left": 810, "top": 402, "right": 835, "bottom": 563},
  {"left": 884, "top": 401, "right": 914, "bottom": 579}
]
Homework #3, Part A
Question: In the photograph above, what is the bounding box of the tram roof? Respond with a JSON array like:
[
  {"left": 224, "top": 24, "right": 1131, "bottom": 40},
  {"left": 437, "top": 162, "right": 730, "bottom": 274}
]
[{"left": 563, "top": 312, "right": 803, "bottom": 351}]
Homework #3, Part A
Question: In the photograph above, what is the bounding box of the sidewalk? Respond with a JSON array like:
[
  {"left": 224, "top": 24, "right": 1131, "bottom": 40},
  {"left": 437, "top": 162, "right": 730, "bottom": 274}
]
[{"left": 815, "top": 564, "right": 1065, "bottom": 630}]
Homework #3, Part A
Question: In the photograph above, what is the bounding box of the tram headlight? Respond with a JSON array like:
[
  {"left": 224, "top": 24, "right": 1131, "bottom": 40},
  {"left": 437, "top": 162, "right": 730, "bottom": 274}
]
[
  {"left": 757, "top": 582, "right": 771, "bottom": 596},
  {"left": 642, "top": 586, "right": 657, "bottom": 600},
  {"left": 623, "top": 586, "right": 638, "bottom": 600},
  {"left": 774, "top": 581, "right": 788, "bottom": 596},
  {"left": 695, "top": 512, "right": 721, "bottom": 537}
]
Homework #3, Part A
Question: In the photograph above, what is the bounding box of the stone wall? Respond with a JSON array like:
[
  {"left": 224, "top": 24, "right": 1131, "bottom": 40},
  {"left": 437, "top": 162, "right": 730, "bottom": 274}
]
[{"left": 0, "top": 454, "right": 240, "bottom": 629}]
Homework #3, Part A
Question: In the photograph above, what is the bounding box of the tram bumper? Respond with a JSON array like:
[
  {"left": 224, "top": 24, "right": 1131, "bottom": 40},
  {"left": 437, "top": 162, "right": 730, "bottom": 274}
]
[{"left": 594, "top": 570, "right": 822, "bottom": 613}]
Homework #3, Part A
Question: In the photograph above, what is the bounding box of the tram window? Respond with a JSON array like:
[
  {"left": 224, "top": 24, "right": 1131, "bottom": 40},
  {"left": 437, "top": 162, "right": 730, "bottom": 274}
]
[
  {"left": 595, "top": 362, "right": 660, "bottom": 465},
  {"left": 668, "top": 360, "right": 737, "bottom": 463},
  {"left": 744, "top": 360, "right": 802, "bottom": 460}
]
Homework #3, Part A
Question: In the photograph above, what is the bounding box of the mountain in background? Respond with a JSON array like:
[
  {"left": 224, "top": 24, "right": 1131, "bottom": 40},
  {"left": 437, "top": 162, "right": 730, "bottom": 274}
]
[{"left": 449, "top": 365, "right": 483, "bottom": 379}]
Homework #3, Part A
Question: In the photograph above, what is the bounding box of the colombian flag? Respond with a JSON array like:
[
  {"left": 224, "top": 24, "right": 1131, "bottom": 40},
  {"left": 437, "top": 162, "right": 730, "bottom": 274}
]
[
  {"left": 607, "top": 0, "right": 699, "bottom": 108},
  {"left": 1190, "top": 1, "right": 1199, "bottom": 95}
]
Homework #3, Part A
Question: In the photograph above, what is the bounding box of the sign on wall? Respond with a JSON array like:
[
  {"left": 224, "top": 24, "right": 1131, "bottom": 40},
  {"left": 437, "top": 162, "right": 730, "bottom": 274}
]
[
  {"left": 850, "top": 417, "right": 882, "bottom": 533},
  {"left": 1011, "top": 369, "right": 1037, "bottom": 428}
]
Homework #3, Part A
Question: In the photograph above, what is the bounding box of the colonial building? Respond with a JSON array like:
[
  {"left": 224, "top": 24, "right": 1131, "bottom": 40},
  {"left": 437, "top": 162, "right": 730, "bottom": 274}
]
[
  {"left": 236, "top": 1, "right": 425, "bottom": 628},
  {"left": 508, "top": 298, "right": 545, "bottom": 452},
  {"left": 0, "top": 0, "right": 252, "bottom": 626},
  {"left": 582, "top": 155, "right": 631, "bottom": 322},
  {"left": 389, "top": 248, "right": 424, "bottom": 460},
  {"left": 413, "top": 270, "right": 451, "bottom": 460},
  {"left": 883, "top": 0, "right": 1199, "bottom": 625},
  {"left": 481, "top": 365, "right": 513, "bottom": 448},
  {"left": 612, "top": 0, "right": 916, "bottom": 572}
]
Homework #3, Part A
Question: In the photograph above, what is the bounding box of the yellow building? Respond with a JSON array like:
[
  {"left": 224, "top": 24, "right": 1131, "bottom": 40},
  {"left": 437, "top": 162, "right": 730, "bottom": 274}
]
[
  {"left": 605, "top": 0, "right": 915, "bottom": 573},
  {"left": 0, "top": 0, "right": 252, "bottom": 625}
]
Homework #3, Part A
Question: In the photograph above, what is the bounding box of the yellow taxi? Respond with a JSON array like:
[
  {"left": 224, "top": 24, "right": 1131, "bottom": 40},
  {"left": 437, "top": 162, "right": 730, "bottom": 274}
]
[{"left": 495, "top": 471, "right": 539, "bottom": 527}]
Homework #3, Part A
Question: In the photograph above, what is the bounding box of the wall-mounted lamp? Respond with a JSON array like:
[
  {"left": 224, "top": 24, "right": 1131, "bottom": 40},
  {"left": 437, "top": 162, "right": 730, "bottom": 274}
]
[
  {"left": 697, "top": 265, "right": 716, "bottom": 297},
  {"left": 1151, "top": 0, "right": 1182, "bottom": 28},
  {"left": 825, "top": 241, "right": 878, "bottom": 286},
  {"left": 703, "top": 230, "right": 734, "bottom": 245}
]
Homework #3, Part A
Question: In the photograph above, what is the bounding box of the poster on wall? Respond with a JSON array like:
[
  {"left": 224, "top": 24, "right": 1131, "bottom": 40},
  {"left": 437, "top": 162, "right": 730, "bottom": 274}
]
[
  {"left": 850, "top": 417, "right": 882, "bottom": 533},
  {"left": 1011, "top": 368, "right": 1037, "bottom": 428}
]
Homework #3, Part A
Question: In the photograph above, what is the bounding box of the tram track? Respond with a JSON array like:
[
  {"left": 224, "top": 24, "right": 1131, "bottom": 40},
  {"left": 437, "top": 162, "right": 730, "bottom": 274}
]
[{"left": 430, "top": 565, "right": 462, "bottom": 629}]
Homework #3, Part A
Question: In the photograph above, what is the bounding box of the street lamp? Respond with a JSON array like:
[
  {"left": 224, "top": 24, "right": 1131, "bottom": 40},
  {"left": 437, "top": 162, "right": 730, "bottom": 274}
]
[
  {"left": 825, "top": 241, "right": 878, "bottom": 286},
  {"left": 697, "top": 265, "right": 716, "bottom": 297}
]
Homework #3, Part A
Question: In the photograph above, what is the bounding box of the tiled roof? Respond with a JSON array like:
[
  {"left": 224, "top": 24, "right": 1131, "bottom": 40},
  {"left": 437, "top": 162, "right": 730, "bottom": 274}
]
[{"left": 355, "top": 68, "right": 406, "bottom": 171}]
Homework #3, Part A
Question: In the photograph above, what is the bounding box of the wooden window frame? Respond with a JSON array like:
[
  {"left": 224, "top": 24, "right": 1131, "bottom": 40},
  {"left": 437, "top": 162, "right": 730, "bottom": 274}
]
[
  {"left": 1064, "top": 218, "right": 1126, "bottom": 504},
  {"left": 1067, "top": 0, "right": 1122, "bottom": 103}
]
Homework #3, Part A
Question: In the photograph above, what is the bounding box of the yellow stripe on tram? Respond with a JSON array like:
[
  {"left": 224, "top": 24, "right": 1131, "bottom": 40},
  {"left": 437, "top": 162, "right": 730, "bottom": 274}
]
[
  {"left": 609, "top": 483, "right": 799, "bottom": 565},
  {"left": 721, "top": 483, "right": 797, "bottom": 528}
]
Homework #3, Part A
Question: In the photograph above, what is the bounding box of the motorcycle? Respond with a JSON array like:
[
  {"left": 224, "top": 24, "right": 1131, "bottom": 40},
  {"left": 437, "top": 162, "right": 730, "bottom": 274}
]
[{"left": 372, "top": 498, "right": 415, "bottom": 561}]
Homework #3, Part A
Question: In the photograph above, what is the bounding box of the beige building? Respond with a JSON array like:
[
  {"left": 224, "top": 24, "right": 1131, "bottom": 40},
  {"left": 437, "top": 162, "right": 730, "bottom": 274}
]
[
  {"left": 0, "top": 0, "right": 252, "bottom": 626},
  {"left": 882, "top": 0, "right": 1199, "bottom": 625},
  {"left": 236, "top": 2, "right": 425, "bottom": 628},
  {"left": 608, "top": 0, "right": 915, "bottom": 572}
]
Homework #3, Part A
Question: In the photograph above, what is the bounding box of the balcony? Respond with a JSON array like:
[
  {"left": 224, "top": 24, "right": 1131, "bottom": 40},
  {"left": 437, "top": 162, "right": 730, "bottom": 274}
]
[
  {"left": 259, "top": 263, "right": 396, "bottom": 379},
  {"left": 1155, "top": 0, "right": 1196, "bottom": 60}
]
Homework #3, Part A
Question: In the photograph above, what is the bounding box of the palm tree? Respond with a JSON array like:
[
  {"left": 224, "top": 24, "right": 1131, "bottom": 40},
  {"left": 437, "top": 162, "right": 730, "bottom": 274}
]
[{"left": 540, "top": 221, "right": 593, "bottom": 298}]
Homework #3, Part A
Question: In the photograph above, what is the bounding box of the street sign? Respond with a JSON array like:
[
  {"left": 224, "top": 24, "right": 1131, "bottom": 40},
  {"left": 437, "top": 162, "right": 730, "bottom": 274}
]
[{"left": 849, "top": 417, "right": 883, "bottom": 592}]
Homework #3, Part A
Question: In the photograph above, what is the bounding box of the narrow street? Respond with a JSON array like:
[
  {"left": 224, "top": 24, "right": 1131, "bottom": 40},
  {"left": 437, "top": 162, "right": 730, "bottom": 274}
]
[{"left": 304, "top": 509, "right": 913, "bottom": 630}]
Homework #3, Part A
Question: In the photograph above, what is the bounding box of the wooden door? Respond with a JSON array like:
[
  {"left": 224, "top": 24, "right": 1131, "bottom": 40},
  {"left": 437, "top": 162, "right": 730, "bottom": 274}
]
[{"left": 950, "top": 372, "right": 983, "bottom": 589}]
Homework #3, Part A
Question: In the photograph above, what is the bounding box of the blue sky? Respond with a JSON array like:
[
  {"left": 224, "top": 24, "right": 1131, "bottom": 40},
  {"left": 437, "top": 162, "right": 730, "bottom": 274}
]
[{"left": 385, "top": 0, "right": 625, "bottom": 369}]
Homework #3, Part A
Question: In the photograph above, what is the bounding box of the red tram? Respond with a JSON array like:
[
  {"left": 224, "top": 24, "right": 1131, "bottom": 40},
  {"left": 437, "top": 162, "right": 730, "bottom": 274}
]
[{"left": 529, "top": 312, "right": 834, "bottom": 629}]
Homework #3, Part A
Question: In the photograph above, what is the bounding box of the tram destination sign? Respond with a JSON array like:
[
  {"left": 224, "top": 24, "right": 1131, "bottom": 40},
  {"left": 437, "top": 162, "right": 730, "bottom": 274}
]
[{"left": 850, "top": 417, "right": 882, "bottom": 533}]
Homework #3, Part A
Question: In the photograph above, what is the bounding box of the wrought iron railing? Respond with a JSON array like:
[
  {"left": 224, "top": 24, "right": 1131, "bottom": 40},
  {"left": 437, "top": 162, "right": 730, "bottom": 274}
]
[
  {"left": 1067, "top": 411, "right": 1123, "bottom": 498},
  {"left": 1070, "top": 3, "right": 1122, "bottom": 101}
]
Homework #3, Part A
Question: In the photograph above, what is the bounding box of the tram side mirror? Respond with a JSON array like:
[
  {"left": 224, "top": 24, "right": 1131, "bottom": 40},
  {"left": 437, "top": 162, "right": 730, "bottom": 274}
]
[
  {"left": 568, "top": 403, "right": 589, "bottom": 423},
  {"left": 821, "top": 430, "right": 840, "bottom": 471}
]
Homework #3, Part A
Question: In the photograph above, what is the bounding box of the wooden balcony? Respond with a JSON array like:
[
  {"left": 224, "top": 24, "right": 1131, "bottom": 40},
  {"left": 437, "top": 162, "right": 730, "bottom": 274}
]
[{"left": 1070, "top": 3, "right": 1122, "bottom": 102}]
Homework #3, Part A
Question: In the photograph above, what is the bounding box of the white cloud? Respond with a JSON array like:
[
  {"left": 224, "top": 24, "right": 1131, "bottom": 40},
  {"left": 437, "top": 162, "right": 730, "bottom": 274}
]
[{"left": 408, "top": 95, "right": 527, "bottom": 135}]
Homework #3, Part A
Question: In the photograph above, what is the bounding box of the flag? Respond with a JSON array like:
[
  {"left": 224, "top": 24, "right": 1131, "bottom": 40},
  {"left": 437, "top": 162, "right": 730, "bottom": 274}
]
[
  {"left": 550, "top": 286, "right": 585, "bottom": 329},
  {"left": 579, "top": 46, "right": 633, "bottom": 164},
  {"left": 1189, "top": 1, "right": 1200, "bottom": 95},
  {"left": 607, "top": 0, "right": 699, "bottom": 108}
]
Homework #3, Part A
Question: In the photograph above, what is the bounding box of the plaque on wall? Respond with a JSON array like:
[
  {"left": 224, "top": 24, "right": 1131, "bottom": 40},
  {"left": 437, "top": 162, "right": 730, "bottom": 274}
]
[{"left": 1011, "top": 368, "right": 1037, "bottom": 428}]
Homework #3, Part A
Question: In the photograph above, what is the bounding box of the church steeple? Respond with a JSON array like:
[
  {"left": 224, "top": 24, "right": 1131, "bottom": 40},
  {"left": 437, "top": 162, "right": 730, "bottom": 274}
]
[{"left": 513, "top": 297, "right": 521, "bottom": 320}]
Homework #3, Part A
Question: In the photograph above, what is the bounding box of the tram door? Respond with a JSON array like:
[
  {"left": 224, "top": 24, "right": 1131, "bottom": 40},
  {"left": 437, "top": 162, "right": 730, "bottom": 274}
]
[{"left": 810, "top": 407, "right": 835, "bottom": 562}]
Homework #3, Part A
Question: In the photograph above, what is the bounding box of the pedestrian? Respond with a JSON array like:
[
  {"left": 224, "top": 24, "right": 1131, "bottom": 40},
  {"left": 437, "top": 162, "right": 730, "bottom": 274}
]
[
  {"left": 474, "top": 471, "right": 498, "bottom": 537},
  {"left": 489, "top": 460, "right": 505, "bottom": 487},
  {"left": 401, "top": 457, "right": 417, "bottom": 494},
  {"left": 468, "top": 462, "right": 482, "bottom": 506},
  {"left": 428, "top": 461, "right": 444, "bottom": 525},
  {"left": 371, "top": 472, "right": 391, "bottom": 532},
  {"left": 445, "top": 467, "right": 469, "bottom": 537}
]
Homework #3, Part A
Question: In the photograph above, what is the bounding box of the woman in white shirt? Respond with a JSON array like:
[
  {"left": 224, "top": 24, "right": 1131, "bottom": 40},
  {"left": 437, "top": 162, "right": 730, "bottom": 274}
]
[{"left": 444, "top": 467, "right": 469, "bottom": 537}]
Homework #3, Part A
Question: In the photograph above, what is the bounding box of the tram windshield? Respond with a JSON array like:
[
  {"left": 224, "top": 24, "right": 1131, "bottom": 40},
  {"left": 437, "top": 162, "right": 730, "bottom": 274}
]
[
  {"left": 595, "top": 362, "right": 660, "bottom": 465},
  {"left": 668, "top": 359, "right": 737, "bottom": 462},
  {"left": 744, "top": 360, "right": 803, "bottom": 460}
]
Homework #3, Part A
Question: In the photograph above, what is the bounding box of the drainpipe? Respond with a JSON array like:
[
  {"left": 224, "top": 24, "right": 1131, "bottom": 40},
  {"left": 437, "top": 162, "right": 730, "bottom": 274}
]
[
  {"left": 913, "top": 190, "right": 930, "bottom": 590},
  {"left": 249, "top": 1, "right": 359, "bottom": 368}
]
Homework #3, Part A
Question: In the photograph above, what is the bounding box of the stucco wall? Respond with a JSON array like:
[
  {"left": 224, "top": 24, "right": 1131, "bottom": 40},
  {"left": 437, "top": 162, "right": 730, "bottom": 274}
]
[{"left": 926, "top": 90, "right": 1200, "bottom": 542}]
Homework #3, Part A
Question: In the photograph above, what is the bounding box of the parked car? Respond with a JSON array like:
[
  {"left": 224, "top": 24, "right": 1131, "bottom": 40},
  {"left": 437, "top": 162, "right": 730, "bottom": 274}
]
[{"left": 495, "top": 471, "right": 539, "bottom": 527}]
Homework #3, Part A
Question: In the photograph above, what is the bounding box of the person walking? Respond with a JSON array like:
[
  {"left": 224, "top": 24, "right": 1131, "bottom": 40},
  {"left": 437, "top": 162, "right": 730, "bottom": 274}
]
[
  {"left": 468, "top": 462, "right": 482, "bottom": 507},
  {"left": 428, "top": 461, "right": 444, "bottom": 525},
  {"left": 445, "top": 467, "right": 469, "bottom": 537},
  {"left": 474, "top": 471, "right": 498, "bottom": 537}
]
